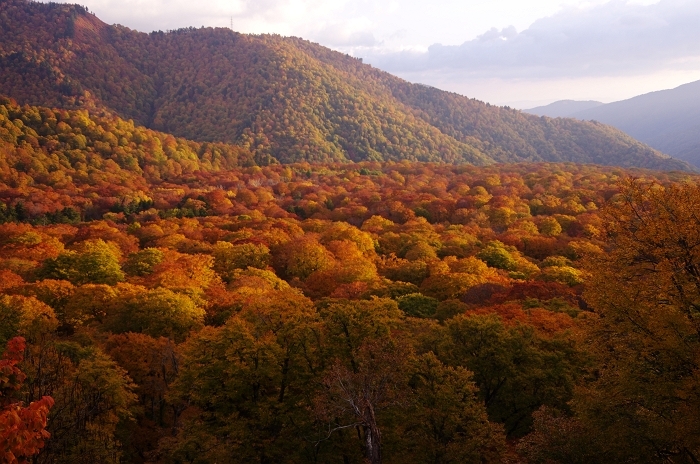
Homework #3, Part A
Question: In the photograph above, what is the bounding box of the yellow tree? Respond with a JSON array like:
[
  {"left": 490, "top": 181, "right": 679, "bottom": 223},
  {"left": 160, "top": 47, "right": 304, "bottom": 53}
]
[
  {"left": 211, "top": 241, "right": 270, "bottom": 282},
  {"left": 0, "top": 295, "right": 58, "bottom": 347},
  {"left": 577, "top": 180, "right": 700, "bottom": 462},
  {"left": 39, "top": 239, "right": 124, "bottom": 285},
  {"left": 105, "top": 285, "right": 204, "bottom": 342}
]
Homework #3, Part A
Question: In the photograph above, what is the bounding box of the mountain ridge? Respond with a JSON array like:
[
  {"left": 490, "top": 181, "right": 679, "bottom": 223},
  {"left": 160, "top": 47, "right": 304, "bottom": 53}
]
[
  {"left": 524, "top": 100, "right": 605, "bottom": 118},
  {"left": 523, "top": 81, "right": 700, "bottom": 167},
  {"left": 0, "top": 0, "right": 692, "bottom": 171},
  {"left": 571, "top": 80, "right": 700, "bottom": 166}
]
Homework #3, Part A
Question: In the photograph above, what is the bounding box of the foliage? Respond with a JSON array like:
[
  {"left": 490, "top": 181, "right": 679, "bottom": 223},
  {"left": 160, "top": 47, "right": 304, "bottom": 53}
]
[
  {"left": 0, "top": 4, "right": 697, "bottom": 462},
  {"left": 0, "top": 146, "right": 697, "bottom": 461},
  {"left": 23, "top": 342, "right": 137, "bottom": 463},
  {"left": 0, "top": 337, "right": 54, "bottom": 464},
  {"left": 105, "top": 286, "right": 205, "bottom": 342},
  {"left": 0, "top": 0, "right": 691, "bottom": 170},
  {"left": 477, "top": 241, "right": 519, "bottom": 270},
  {"left": 39, "top": 239, "right": 124, "bottom": 285},
  {"left": 167, "top": 290, "right": 318, "bottom": 462},
  {"left": 0, "top": 295, "right": 58, "bottom": 346},
  {"left": 569, "top": 180, "right": 700, "bottom": 462},
  {"left": 397, "top": 293, "right": 439, "bottom": 318},
  {"left": 122, "top": 248, "right": 164, "bottom": 276},
  {"left": 212, "top": 241, "right": 270, "bottom": 282},
  {"left": 437, "top": 314, "right": 582, "bottom": 436},
  {"left": 395, "top": 353, "right": 506, "bottom": 463}
]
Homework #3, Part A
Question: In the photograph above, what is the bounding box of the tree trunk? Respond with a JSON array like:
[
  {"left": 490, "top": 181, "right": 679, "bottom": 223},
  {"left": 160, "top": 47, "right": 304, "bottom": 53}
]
[{"left": 363, "top": 424, "right": 381, "bottom": 464}]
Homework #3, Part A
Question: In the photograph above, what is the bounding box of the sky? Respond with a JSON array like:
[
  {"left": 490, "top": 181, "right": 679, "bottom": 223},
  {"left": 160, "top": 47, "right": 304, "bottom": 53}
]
[{"left": 45, "top": 0, "right": 700, "bottom": 108}]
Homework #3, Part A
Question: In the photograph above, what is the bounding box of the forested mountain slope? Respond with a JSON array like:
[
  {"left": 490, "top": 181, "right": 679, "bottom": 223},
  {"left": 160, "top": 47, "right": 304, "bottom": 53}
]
[
  {"left": 0, "top": 97, "right": 261, "bottom": 220},
  {"left": 0, "top": 0, "right": 691, "bottom": 170}
]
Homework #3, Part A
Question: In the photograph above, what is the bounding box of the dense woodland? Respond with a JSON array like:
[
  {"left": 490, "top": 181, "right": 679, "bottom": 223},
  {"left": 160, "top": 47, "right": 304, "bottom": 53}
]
[
  {"left": 1, "top": 96, "right": 700, "bottom": 462},
  {"left": 2, "top": 0, "right": 700, "bottom": 462},
  {"left": 0, "top": 0, "right": 691, "bottom": 170}
]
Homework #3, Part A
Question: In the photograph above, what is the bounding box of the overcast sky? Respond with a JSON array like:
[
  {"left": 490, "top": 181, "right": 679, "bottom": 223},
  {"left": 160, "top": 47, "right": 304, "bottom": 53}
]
[{"left": 46, "top": 0, "right": 700, "bottom": 107}]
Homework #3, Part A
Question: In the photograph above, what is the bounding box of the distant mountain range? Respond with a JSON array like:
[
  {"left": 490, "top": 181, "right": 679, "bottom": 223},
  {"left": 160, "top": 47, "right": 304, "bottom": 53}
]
[
  {"left": 0, "top": 0, "right": 691, "bottom": 171},
  {"left": 524, "top": 81, "right": 700, "bottom": 167},
  {"left": 524, "top": 100, "right": 604, "bottom": 118}
]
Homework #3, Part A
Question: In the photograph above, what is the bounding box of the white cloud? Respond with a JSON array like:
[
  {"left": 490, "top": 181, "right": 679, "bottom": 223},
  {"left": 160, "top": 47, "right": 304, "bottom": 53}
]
[
  {"left": 397, "top": 68, "right": 700, "bottom": 107},
  {"left": 71, "top": 0, "right": 353, "bottom": 33},
  {"left": 361, "top": 0, "right": 700, "bottom": 78}
]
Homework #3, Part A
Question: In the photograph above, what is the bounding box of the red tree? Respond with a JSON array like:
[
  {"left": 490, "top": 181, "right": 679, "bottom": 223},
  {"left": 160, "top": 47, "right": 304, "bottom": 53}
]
[{"left": 0, "top": 337, "right": 54, "bottom": 464}]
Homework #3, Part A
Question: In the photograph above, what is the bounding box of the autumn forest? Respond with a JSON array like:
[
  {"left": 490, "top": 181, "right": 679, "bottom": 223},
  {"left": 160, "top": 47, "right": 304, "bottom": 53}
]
[{"left": 2, "top": 0, "right": 700, "bottom": 463}]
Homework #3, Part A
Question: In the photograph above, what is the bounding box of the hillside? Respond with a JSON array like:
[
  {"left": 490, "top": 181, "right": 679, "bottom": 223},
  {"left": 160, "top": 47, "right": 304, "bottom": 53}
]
[
  {"left": 0, "top": 0, "right": 691, "bottom": 171},
  {"left": 2, "top": 130, "right": 700, "bottom": 461},
  {"left": 0, "top": 97, "right": 260, "bottom": 221},
  {"left": 571, "top": 80, "right": 700, "bottom": 167},
  {"left": 524, "top": 100, "right": 604, "bottom": 118}
]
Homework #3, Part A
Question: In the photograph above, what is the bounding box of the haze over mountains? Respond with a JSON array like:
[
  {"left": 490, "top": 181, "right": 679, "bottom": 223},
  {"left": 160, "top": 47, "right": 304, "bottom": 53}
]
[
  {"left": 525, "top": 100, "right": 604, "bottom": 118},
  {"left": 0, "top": 0, "right": 691, "bottom": 171},
  {"left": 525, "top": 80, "right": 700, "bottom": 167}
]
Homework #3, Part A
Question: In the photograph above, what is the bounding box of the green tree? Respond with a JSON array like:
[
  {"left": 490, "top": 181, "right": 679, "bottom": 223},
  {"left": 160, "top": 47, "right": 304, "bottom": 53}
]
[
  {"left": 538, "top": 265, "right": 583, "bottom": 286},
  {"left": 393, "top": 353, "right": 506, "bottom": 463},
  {"left": 122, "top": 247, "right": 164, "bottom": 276},
  {"left": 166, "top": 290, "right": 320, "bottom": 463},
  {"left": 21, "top": 342, "right": 136, "bottom": 464},
  {"left": 477, "top": 241, "right": 518, "bottom": 271},
  {"left": 315, "top": 337, "right": 413, "bottom": 464},
  {"left": 40, "top": 239, "right": 124, "bottom": 285},
  {"left": 438, "top": 314, "right": 581, "bottom": 437},
  {"left": 397, "top": 293, "right": 439, "bottom": 318},
  {"left": 104, "top": 286, "right": 204, "bottom": 342},
  {"left": 313, "top": 299, "right": 407, "bottom": 463},
  {"left": 538, "top": 217, "right": 562, "bottom": 237}
]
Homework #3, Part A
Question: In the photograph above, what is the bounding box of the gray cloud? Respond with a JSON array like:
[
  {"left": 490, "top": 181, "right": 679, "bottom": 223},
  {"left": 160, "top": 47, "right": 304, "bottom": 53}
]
[{"left": 362, "top": 0, "right": 700, "bottom": 78}]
